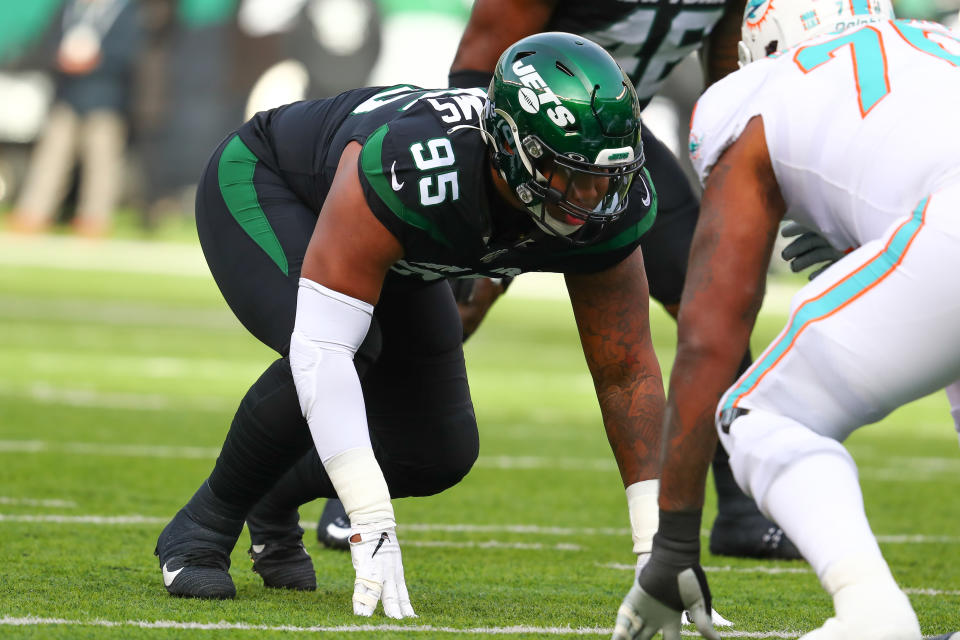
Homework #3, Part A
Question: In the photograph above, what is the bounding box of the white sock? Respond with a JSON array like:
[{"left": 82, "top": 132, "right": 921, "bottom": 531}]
[{"left": 760, "top": 452, "right": 882, "bottom": 578}]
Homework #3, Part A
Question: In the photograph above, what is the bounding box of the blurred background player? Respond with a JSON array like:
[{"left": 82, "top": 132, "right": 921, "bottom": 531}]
[
  {"left": 614, "top": 2, "right": 960, "bottom": 638},
  {"left": 8, "top": 0, "right": 139, "bottom": 237},
  {"left": 317, "top": 0, "right": 805, "bottom": 563}
]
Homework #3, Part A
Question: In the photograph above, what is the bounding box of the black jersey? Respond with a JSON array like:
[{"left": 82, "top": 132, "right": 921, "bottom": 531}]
[
  {"left": 547, "top": 0, "right": 739, "bottom": 107},
  {"left": 237, "top": 85, "right": 657, "bottom": 282}
]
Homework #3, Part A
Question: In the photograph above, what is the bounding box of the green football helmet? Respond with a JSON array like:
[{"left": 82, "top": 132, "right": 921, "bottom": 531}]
[{"left": 481, "top": 31, "right": 645, "bottom": 237}]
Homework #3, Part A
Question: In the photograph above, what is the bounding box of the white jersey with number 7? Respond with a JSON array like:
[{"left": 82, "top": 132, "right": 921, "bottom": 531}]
[{"left": 689, "top": 18, "right": 960, "bottom": 254}]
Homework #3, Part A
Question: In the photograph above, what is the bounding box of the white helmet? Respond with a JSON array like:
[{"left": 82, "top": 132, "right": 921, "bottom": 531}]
[{"left": 738, "top": 0, "right": 895, "bottom": 66}]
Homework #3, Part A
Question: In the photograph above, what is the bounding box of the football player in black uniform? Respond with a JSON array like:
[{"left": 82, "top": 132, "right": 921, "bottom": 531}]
[
  {"left": 317, "top": 0, "right": 802, "bottom": 562},
  {"left": 436, "top": 0, "right": 802, "bottom": 563},
  {"left": 155, "top": 33, "right": 667, "bottom": 616}
]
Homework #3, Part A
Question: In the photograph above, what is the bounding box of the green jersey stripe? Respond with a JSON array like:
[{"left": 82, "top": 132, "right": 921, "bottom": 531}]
[
  {"left": 217, "top": 135, "right": 289, "bottom": 275},
  {"left": 360, "top": 124, "right": 453, "bottom": 248}
]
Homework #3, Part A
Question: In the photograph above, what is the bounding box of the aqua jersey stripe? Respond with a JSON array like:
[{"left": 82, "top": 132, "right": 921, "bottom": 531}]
[
  {"left": 850, "top": 0, "right": 870, "bottom": 14},
  {"left": 722, "top": 197, "right": 929, "bottom": 412},
  {"left": 558, "top": 168, "right": 658, "bottom": 256},
  {"left": 360, "top": 124, "right": 452, "bottom": 248},
  {"left": 217, "top": 135, "right": 289, "bottom": 275}
]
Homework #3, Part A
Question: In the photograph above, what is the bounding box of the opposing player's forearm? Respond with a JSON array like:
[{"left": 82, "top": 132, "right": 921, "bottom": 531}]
[{"left": 657, "top": 349, "right": 731, "bottom": 510}]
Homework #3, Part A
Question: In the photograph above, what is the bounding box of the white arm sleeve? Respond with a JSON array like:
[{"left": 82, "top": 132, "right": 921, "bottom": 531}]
[
  {"left": 946, "top": 380, "right": 960, "bottom": 447},
  {"left": 289, "top": 278, "right": 394, "bottom": 527}
]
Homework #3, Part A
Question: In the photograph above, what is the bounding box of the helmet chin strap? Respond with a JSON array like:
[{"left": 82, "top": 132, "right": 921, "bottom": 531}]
[{"left": 529, "top": 204, "right": 583, "bottom": 237}]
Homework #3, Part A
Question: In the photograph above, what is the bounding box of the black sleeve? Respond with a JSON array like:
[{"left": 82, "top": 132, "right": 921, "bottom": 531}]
[{"left": 448, "top": 69, "right": 494, "bottom": 89}]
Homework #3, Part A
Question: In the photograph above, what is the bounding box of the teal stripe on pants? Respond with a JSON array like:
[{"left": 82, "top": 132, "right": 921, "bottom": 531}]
[{"left": 722, "top": 198, "right": 929, "bottom": 412}]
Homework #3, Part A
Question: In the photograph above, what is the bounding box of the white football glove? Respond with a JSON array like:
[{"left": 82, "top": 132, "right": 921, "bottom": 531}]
[
  {"left": 349, "top": 525, "right": 416, "bottom": 619},
  {"left": 613, "top": 569, "right": 720, "bottom": 640}
]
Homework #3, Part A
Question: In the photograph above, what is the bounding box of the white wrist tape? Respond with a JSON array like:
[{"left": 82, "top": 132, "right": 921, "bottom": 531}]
[
  {"left": 289, "top": 278, "right": 374, "bottom": 462},
  {"left": 324, "top": 447, "right": 395, "bottom": 530},
  {"left": 626, "top": 479, "right": 659, "bottom": 555}
]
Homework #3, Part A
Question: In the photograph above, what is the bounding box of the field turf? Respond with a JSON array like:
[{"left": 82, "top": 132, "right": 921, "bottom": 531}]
[{"left": 0, "top": 232, "right": 957, "bottom": 638}]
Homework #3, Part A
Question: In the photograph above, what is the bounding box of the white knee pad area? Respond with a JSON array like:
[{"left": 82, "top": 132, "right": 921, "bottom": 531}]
[{"left": 719, "top": 408, "right": 855, "bottom": 511}]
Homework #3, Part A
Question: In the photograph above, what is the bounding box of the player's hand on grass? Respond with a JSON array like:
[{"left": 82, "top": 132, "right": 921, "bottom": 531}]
[
  {"left": 349, "top": 525, "right": 416, "bottom": 619},
  {"left": 614, "top": 564, "right": 719, "bottom": 640},
  {"left": 781, "top": 222, "right": 844, "bottom": 280},
  {"left": 613, "top": 511, "right": 720, "bottom": 640}
]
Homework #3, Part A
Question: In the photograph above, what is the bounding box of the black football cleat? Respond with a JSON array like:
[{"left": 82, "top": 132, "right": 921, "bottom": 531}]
[
  {"left": 709, "top": 512, "right": 803, "bottom": 560},
  {"left": 316, "top": 498, "right": 351, "bottom": 551},
  {"left": 248, "top": 539, "right": 316, "bottom": 590},
  {"left": 155, "top": 508, "right": 236, "bottom": 599},
  {"left": 246, "top": 508, "right": 316, "bottom": 590}
]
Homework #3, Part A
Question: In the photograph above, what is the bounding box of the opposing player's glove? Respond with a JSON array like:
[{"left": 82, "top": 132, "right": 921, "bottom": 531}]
[
  {"left": 613, "top": 511, "right": 720, "bottom": 640},
  {"left": 349, "top": 525, "right": 416, "bottom": 619},
  {"left": 780, "top": 222, "right": 844, "bottom": 280}
]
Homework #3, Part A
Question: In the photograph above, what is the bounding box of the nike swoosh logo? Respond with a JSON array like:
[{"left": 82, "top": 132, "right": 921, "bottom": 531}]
[
  {"left": 639, "top": 177, "right": 652, "bottom": 207},
  {"left": 371, "top": 531, "right": 389, "bottom": 558},
  {"left": 390, "top": 161, "right": 404, "bottom": 191},
  {"left": 326, "top": 521, "right": 351, "bottom": 538},
  {"left": 162, "top": 562, "right": 183, "bottom": 587}
]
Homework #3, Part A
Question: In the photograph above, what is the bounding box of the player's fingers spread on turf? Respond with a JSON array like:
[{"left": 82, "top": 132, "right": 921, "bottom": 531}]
[
  {"left": 636, "top": 624, "right": 659, "bottom": 640},
  {"left": 688, "top": 606, "right": 721, "bottom": 640},
  {"left": 611, "top": 617, "right": 635, "bottom": 640},
  {"left": 614, "top": 602, "right": 641, "bottom": 639},
  {"left": 353, "top": 577, "right": 381, "bottom": 616},
  {"left": 381, "top": 578, "right": 402, "bottom": 619},
  {"left": 397, "top": 578, "right": 416, "bottom": 617}
]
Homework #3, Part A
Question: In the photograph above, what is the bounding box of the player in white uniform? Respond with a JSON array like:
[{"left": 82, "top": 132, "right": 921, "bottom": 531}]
[{"left": 611, "top": 1, "right": 960, "bottom": 639}]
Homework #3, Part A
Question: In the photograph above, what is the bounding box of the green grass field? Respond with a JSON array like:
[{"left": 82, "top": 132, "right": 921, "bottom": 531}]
[{"left": 0, "top": 231, "right": 957, "bottom": 638}]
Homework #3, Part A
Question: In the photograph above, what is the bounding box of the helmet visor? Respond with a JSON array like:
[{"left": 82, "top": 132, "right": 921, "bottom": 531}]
[{"left": 523, "top": 135, "right": 644, "bottom": 223}]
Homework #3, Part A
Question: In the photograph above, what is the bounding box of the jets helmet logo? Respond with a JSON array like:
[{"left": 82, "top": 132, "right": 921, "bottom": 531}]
[{"left": 511, "top": 60, "right": 576, "bottom": 127}]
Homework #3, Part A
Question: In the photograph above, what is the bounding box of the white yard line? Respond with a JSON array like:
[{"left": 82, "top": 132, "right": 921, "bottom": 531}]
[
  {"left": 904, "top": 588, "right": 960, "bottom": 596},
  {"left": 0, "top": 234, "right": 210, "bottom": 277},
  {"left": 0, "top": 296, "right": 237, "bottom": 330},
  {"left": 405, "top": 523, "right": 629, "bottom": 536},
  {"left": 6, "top": 432, "right": 953, "bottom": 484},
  {"left": 0, "top": 513, "right": 957, "bottom": 548},
  {"left": 406, "top": 540, "right": 580, "bottom": 551},
  {"left": 1, "top": 432, "right": 955, "bottom": 481},
  {"left": 0, "top": 496, "right": 76, "bottom": 508},
  {"left": 0, "top": 384, "right": 233, "bottom": 413},
  {"left": 600, "top": 563, "right": 811, "bottom": 574},
  {"left": 0, "top": 514, "right": 166, "bottom": 524},
  {"left": 0, "top": 616, "right": 803, "bottom": 637},
  {"left": 0, "top": 440, "right": 221, "bottom": 459},
  {"left": 475, "top": 455, "right": 616, "bottom": 472}
]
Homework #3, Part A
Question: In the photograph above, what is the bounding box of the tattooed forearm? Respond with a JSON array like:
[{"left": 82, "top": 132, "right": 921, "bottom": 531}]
[
  {"left": 566, "top": 249, "right": 665, "bottom": 487},
  {"left": 597, "top": 378, "right": 664, "bottom": 484}
]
